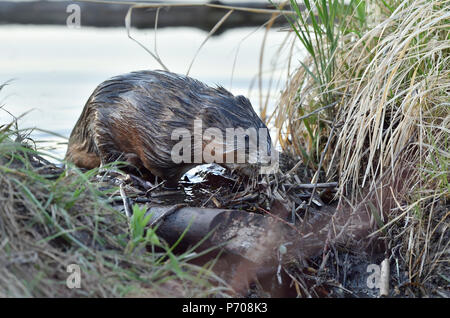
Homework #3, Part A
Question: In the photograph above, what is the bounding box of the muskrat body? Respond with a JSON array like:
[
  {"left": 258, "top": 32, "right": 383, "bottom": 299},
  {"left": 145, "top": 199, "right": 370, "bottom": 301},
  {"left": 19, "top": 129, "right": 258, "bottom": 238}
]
[{"left": 66, "top": 70, "right": 271, "bottom": 185}]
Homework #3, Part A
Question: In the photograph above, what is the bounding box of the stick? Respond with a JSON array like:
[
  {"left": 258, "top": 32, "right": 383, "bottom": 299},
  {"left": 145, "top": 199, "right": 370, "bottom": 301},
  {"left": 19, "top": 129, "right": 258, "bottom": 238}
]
[
  {"left": 284, "top": 182, "right": 338, "bottom": 189},
  {"left": 380, "top": 258, "right": 390, "bottom": 297},
  {"left": 148, "top": 203, "right": 187, "bottom": 227},
  {"left": 119, "top": 183, "right": 132, "bottom": 218}
]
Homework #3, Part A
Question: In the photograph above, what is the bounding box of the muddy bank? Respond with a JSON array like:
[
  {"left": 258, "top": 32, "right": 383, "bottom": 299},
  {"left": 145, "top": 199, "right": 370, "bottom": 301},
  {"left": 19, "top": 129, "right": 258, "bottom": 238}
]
[
  {"left": 2, "top": 131, "right": 436, "bottom": 297},
  {"left": 86, "top": 154, "right": 392, "bottom": 297}
]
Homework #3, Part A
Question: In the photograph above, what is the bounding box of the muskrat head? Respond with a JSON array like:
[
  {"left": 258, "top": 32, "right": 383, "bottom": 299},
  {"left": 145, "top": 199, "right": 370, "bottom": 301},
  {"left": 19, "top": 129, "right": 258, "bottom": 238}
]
[
  {"left": 221, "top": 129, "right": 276, "bottom": 178},
  {"left": 197, "top": 93, "right": 277, "bottom": 178}
]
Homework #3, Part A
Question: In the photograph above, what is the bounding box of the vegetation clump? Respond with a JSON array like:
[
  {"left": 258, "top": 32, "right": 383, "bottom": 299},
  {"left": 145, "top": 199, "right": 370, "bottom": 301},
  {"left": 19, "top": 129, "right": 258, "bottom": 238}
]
[
  {"left": 273, "top": 0, "right": 449, "bottom": 296},
  {"left": 0, "top": 122, "right": 229, "bottom": 297}
]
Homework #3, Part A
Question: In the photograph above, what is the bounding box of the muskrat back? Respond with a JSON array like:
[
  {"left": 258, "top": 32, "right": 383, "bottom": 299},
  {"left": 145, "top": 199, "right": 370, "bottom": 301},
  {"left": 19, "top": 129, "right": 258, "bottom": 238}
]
[{"left": 66, "top": 70, "right": 272, "bottom": 184}]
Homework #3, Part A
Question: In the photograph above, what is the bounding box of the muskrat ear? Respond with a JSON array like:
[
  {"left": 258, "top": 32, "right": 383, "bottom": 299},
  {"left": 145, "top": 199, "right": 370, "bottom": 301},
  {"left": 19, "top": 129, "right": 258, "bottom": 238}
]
[{"left": 235, "top": 95, "right": 253, "bottom": 109}]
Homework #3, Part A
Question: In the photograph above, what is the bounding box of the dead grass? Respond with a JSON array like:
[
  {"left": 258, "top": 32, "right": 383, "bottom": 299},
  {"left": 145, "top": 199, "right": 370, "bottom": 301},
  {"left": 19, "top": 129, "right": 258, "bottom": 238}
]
[{"left": 273, "top": 0, "right": 449, "bottom": 295}]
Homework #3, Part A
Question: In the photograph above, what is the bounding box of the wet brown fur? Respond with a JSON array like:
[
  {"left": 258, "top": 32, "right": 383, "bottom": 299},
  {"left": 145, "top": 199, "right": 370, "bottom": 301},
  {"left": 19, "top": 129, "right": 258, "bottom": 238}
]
[{"left": 66, "top": 70, "right": 270, "bottom": 184}]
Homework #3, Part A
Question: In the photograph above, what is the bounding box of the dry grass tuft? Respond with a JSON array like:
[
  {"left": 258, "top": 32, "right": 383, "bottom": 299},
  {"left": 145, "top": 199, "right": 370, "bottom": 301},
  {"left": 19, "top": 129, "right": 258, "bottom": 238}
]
[
  {"left": 273, "top": 0, "right": 449, "bottom": 295},
  {"left": 332, "top": 0, "right": 449, "bottom": 195}
]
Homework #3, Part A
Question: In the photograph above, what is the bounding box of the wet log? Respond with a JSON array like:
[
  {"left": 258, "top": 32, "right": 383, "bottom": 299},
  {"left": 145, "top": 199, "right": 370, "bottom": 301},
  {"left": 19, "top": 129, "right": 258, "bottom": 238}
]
[
  {"left": 146, "top": 205, "right": 287, "bottom": 266},
  {"left": 0, "top": 1, "right": 292, "bottom": 33}
]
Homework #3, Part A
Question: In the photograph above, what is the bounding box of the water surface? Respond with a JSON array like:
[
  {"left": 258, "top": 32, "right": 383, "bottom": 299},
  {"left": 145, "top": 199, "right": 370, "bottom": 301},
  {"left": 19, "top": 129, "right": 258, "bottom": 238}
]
[{"left": 0, "top": 23, "right": 301, "bottom": 159}]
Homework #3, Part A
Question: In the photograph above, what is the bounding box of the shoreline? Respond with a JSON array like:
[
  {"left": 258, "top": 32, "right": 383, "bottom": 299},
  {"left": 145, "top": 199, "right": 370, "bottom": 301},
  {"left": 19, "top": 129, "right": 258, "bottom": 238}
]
[{"left": 0, "top": 0, "right": 291, "bottom": 34}]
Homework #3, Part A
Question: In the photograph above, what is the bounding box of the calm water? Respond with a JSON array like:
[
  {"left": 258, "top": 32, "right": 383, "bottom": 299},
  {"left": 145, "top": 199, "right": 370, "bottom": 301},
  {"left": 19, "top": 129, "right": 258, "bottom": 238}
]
[{"left": 0, "top": 23, "right": 301, "bottom": 159}]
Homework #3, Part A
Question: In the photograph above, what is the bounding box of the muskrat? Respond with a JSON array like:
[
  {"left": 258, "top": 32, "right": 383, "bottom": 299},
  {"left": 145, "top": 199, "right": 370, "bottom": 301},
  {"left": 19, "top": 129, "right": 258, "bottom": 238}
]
[{"left": 65, "top": 70, "right": 273, "bottom": 186}]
